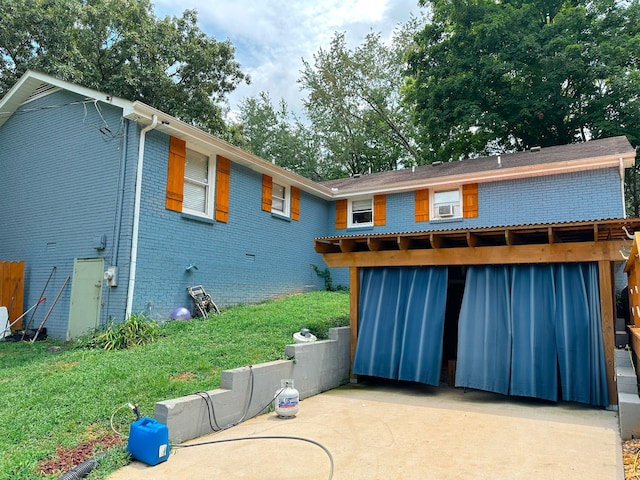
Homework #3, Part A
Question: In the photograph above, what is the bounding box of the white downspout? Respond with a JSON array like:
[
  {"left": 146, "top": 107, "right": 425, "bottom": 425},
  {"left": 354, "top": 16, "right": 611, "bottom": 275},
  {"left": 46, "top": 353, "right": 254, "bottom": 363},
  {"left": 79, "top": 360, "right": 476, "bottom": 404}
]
[
  {"left": 126, "top": 115, "right": 158, "bottom": 318},
  {"left": 620, "top": 157, "right": 627, "bottom": 218}
]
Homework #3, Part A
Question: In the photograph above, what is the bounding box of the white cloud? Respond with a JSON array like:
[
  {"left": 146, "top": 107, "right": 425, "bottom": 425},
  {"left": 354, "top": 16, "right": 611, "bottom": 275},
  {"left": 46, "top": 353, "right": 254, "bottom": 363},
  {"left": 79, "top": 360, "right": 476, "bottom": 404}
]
[{"left": 152, "top": 0, "right": 423, "bottom": 118}]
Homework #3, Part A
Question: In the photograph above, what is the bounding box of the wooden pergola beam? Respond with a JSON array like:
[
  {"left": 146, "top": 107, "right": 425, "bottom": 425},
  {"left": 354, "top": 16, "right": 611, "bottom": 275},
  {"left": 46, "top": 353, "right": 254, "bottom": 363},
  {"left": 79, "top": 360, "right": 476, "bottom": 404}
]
[
  {"left": 321, "top": 241, "right": 623, "bottom": 268},
  {"left": 505, "top": 229, "right": 523, "bottom": 245},
  {"left": 467, "top": 232, "right": 482, "bottom": 247},
  {"left": 598, "top": 261, "right": 617, "bottom": 407},
  {"left": 339, "top": 239, "right": 356, "bottom": 253},
  {"left": 430, "top": 233, "right": 445, "bottom": 249},
  {"left": 367, "top": 237, "right": 383, "bottom": 251}
]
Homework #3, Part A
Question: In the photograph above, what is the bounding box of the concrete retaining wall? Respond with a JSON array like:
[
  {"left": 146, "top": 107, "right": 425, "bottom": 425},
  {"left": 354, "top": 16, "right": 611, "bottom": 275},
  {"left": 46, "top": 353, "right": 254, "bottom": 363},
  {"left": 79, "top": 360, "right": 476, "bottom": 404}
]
[
  {"left": 617, "top": 348, "right": 640, "bottom": 439},
  {"left": 154, "top": 326, "right": 351, "bottom": 443}
]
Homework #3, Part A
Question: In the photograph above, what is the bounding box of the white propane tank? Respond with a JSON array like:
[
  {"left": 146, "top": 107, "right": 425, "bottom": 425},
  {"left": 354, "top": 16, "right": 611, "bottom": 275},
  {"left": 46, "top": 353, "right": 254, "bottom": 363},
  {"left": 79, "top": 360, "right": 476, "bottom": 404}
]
[
  {"left": 275, "top": 379, "right": 299, "bottom": 418},
  {"left": 293, "top": 328, "right": 317, "bottom": 343}
]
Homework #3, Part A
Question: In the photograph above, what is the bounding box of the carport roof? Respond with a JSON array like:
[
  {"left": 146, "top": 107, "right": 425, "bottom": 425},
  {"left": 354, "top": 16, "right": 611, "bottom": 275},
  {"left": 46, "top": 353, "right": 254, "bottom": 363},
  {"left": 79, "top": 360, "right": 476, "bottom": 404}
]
[{"left": 314, "top": 218, "right": 640, "bottom": 255}]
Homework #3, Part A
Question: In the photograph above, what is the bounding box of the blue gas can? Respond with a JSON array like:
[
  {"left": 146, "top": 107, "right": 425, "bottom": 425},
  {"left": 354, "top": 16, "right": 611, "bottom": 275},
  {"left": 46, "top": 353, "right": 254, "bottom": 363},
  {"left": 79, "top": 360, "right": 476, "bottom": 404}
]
[{"left": 127, "top": 417, "right": 170, "bottom": 466}]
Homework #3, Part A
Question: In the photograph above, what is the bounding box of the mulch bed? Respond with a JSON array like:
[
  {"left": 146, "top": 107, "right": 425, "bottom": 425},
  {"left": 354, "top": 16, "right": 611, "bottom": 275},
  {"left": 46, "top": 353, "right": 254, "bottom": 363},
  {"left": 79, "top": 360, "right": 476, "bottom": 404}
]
[
  {"left": 36, "top": 434, "right": 124, "bottom": 476},
  {"left": 624, "top": 439, "right": 640, "bottom": 479}
]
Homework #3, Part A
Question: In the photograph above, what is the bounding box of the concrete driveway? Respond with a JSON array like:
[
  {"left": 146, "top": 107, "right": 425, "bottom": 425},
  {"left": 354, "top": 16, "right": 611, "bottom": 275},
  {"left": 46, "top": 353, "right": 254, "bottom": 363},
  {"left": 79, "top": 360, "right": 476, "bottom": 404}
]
[{"left": 108, "top": 380, "right": 623, "bottom": 480}]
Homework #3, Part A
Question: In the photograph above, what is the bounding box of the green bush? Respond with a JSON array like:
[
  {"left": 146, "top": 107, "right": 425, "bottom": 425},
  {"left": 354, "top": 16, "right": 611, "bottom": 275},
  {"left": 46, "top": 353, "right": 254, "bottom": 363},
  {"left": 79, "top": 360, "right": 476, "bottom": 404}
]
[{"left": 78, "top": 314, "right": 162, "bottom": 350}]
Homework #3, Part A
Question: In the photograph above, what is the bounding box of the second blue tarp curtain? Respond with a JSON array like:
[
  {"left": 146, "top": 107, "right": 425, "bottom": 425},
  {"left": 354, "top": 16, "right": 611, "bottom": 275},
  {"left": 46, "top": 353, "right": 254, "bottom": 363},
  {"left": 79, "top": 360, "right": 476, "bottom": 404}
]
[{"left": 456, "top": 263, "right": 608, "bottom": 407}]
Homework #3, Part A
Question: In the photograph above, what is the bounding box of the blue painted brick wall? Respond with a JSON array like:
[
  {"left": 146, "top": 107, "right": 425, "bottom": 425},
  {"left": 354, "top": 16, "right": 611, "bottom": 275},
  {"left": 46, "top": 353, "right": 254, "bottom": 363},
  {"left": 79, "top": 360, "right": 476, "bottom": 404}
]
[
  {"left": 133, "top": 131, "right": 336, "bottom": 318},
  {"left": 327, "top": 168, "right": 624, "bottom": 236},
  {"left": 0, "top": 90, "right": 135, "bottom": 338}
]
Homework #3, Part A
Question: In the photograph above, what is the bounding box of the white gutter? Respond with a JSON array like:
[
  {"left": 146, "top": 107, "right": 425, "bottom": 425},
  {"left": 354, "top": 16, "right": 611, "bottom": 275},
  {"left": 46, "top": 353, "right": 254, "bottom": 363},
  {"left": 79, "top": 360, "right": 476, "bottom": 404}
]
[
  {"left": 621, "top": 157, "right": 627, "bottom": 218},
  {"left": 125, "top": 115, "right": 158, "bottom": 318}
]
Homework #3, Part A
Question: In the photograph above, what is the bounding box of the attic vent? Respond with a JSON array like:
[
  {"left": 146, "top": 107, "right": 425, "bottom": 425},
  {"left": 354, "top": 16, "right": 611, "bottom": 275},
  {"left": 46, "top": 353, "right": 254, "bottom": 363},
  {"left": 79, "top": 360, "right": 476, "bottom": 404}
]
[
  {"left": 530, "top": 146, "right": 541, "bottom": 152},
  {"left": 25, "top": 83, "right": 60, "bottom": 104}
]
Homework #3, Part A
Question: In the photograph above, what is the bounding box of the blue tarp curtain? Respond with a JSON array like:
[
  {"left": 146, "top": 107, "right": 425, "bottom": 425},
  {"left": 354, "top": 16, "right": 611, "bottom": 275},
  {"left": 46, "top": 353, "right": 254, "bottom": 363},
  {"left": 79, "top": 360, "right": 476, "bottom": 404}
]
[
  {"left": 352, "top": 266, "right": 448, "bottom": 385},
  {"left": 456, "top": 263, "right": 608, "bottom": 407}
]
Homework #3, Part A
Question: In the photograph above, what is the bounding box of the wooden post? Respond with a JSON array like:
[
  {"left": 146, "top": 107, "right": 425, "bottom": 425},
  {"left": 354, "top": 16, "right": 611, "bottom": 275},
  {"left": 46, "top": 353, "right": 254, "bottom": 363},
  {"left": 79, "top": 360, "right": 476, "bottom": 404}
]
[
  {"left": 598, "top": 260, "right": 617, "bottom": 407},
  {"left": 349, "top": 266, "right": 359, "bottom": 382}
]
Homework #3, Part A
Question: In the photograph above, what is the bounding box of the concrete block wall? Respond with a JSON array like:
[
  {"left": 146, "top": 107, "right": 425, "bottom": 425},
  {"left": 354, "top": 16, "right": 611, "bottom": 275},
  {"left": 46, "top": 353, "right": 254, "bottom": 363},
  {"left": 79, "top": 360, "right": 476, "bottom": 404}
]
[
  {"left": 154, "top": 326, "right": 351, "bottom": 443},
  {"left": 616, "top": 349, "right": 640, "bottom": 439}
]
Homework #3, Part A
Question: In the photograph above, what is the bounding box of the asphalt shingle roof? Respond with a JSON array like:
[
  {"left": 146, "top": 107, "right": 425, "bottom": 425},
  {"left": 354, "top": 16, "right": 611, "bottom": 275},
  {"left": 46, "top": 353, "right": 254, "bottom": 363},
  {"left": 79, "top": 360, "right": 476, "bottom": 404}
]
[{"left": 320, "top": 136, "right": 635, "bottom": 191}]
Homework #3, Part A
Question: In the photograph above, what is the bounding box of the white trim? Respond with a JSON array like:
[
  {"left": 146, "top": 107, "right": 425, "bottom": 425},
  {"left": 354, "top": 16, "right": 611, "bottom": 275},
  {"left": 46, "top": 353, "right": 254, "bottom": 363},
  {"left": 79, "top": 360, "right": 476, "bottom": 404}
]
[
  {"left": 182, "top": 148, "right": 216, "bottom": 218},
  {"left": 348, "top": 197, "right": 374, "bottom": 228},
  {"left": 126, "top": 115, "right": 157, "bottom": 319},
  {"left": 432, "top": 187, "right": 462, "bottom": 220},
  {"left": 330, "top": 156, "right": 637, "bottom": 198},
  {"left": 621, "top": 157, "right": 627, "bottom": 218},
  {"left": 271, "top": 181, "right": 290, "bottom": 217},
  {"left": 127, "top": 102, "right": 335, "bottom": 200}
]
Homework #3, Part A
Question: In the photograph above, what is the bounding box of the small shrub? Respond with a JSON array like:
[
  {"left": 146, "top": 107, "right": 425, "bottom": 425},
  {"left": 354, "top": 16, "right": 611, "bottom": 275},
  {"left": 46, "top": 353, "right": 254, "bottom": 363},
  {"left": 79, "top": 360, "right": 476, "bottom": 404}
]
[{"left": 77, "top": 314, "right": 162, "bottom": 350}]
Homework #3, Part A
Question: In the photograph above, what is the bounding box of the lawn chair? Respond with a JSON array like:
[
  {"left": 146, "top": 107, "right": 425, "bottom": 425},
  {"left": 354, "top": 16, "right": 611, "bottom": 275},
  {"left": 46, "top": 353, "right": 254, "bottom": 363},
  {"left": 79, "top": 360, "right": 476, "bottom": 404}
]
[{"left": 187, "top": 285, "right": 220, "bottom": 318}]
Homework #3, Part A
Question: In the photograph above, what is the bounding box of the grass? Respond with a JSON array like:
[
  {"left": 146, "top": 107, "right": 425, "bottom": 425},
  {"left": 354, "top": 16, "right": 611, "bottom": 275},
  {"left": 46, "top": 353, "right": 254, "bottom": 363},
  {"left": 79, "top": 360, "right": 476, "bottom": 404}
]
[{"left": 0, "top": 291, "right": 349, "bottom": 480}]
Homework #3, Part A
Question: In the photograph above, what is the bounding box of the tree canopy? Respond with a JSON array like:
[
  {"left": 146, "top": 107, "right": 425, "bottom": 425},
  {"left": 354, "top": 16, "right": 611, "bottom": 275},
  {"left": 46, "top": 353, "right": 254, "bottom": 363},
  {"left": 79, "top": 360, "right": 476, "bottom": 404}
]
[
  {"left": 239, "top": 92, "right": 325, "bottom": 181},
  {"left": 299, "top": 27, "right": 421, "bottom": 177},
  {"left": 404, "top": 0, "right": 640, "bottom": 162},
  {"left": 0, "top": 0, "right": 248, "bottom": 135}
]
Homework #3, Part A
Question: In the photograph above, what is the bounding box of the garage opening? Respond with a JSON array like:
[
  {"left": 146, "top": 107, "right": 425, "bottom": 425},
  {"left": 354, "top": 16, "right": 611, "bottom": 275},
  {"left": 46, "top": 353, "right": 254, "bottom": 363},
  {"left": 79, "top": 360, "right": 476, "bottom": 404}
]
[{"left": 352, "top": 263, "right": 608, "bottom": 407}]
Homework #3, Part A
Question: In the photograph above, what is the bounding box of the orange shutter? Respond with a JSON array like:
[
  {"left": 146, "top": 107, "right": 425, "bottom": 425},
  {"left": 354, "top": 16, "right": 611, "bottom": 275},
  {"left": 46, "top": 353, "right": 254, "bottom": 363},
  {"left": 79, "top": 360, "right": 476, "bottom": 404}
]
[
  {"left": 463, "top": 183, "right": 478, "bottom": 218},
  {"left": 374, "top": 194, "right": 386, "bottom": 226},
  {"left": 215, "top": 155, "right": 230, "bottom": 223},
  {"left": 415, "top": 189, "right": 430, "bottom": 222},
  {"left": 166, "top": 136, "right": 186, "bottom": 212},
  {"left": 262, "top": 174, "right": 272, "bottom": 211},
  {"left": 336, "top": 199, "right": 347, "bottom": 229},
  {"left": 291, "top": 186, "right": 300, "bottom": 221}
]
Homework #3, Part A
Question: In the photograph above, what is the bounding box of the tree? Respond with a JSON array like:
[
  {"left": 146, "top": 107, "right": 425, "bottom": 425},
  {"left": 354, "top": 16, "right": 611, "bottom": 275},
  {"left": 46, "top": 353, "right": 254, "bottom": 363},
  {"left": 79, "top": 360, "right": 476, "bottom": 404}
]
[
  {"left": 238, "top": 92, "right": 325, "bottom": 180},
  {"left": 0, "top": 0, "right": 248, "bottom": 135},
  {"left": 405, "top": 0, "right": 640, "bottom": 162},
  {"left": 299, "top": 22, "right": 422, "bottom": 178}
]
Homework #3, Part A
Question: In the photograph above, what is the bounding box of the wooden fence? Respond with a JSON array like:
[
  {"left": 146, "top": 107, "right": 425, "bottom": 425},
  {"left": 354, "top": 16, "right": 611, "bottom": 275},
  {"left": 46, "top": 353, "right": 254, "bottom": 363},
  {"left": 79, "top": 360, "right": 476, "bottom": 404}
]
[{"left": 0, "top": 261, "right": 25, "bottom": 331}]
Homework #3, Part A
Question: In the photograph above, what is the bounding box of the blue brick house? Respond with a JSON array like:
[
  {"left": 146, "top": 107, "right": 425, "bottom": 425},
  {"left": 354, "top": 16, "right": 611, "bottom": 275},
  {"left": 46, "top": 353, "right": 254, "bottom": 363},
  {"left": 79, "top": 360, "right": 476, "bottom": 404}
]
[
  {"left": 1, "top": 71, "right": 638, "bottom": 407},
  {"left": 0, "top": 71, "right": 335, "bottom": 340}
]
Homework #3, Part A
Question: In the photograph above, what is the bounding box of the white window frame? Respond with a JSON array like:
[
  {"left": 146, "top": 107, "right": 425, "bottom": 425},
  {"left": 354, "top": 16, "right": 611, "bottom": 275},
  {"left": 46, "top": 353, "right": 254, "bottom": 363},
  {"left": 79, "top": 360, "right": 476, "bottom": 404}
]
[
  {"left": 348, "top": 197, "right": 373, "bottom": 228},
  {"left": 182, "top": 147, "right": 215, "bottom": 218},
  {"left": 432, "top": 187, "right": 462, "bottom": 220},
  {"left": 272, "top": 181, "right": 290, "bottom": 217}
]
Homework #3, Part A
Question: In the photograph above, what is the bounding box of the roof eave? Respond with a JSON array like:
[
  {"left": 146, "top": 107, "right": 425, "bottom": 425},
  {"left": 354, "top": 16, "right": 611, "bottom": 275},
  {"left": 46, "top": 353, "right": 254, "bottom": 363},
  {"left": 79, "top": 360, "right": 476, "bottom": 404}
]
[
  {"left": 127, "top": 102, "right": 334, "bottom": 200},
  {"left": 0, "top": 70, "right": 132, "bottom": 128},
  {"left": 329, "top": 154, "right": 636, "bottom": 198}
]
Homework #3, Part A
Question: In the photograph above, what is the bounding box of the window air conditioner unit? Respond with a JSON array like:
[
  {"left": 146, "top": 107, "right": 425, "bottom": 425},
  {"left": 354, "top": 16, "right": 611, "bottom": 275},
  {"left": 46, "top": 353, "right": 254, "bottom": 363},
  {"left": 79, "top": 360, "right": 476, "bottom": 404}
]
[{"left": 438, "top": 204, "right": 454, "bottom": 217}]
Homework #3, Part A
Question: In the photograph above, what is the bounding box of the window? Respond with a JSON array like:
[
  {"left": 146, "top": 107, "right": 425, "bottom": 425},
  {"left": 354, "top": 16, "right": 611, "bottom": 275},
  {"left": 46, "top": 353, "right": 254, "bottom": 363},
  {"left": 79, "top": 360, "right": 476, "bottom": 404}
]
[
  {"left": 262, "top": 175, "right": 300, "bottom": 220},
  {"left": 272, "top": 182, "right": 288, "bottom": 216},
  {"left": 166, "top": 137, "right": 229, "bottom": 222},
  {"left": 433, "top": 189, "right": 461, "bottom": 219},
  {"left": 183, "top": 148, "right": 214, "bottom": 216},
  {"left": 349, "top": 198, "right": 373, "bottom": 227}
]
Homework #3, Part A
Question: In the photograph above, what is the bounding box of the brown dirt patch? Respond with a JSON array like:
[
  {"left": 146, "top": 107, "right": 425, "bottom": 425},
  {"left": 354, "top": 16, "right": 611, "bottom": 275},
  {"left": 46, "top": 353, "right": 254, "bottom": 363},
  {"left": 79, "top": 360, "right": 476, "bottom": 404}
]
[
  {"left": 171, "top": 371, "right": 197, "bottom": 382},
  {"left": 35, "top": 433, "right": 124, "bottom": 476}
]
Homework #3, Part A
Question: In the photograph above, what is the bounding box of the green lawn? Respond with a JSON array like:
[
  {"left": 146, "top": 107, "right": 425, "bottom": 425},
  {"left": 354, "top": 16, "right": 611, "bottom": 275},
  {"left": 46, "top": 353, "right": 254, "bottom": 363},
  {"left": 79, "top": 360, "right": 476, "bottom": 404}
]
[{"left": 0, "top": 291, "right": 349, "bottom": 480}]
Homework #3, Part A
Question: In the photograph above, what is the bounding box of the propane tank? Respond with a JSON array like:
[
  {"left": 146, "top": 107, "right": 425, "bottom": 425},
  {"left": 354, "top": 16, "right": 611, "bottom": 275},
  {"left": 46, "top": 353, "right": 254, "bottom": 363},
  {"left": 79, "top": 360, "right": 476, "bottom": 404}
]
[{"left": 275, "top": 379, "right": 299, "bottom": 418}]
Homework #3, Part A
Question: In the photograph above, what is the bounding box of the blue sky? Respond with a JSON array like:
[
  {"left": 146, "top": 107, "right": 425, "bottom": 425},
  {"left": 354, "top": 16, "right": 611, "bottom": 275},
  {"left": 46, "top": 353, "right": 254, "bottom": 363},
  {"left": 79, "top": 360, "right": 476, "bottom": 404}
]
[{"left": 152, "top": 0, "right": 423, "bottom": 118}]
